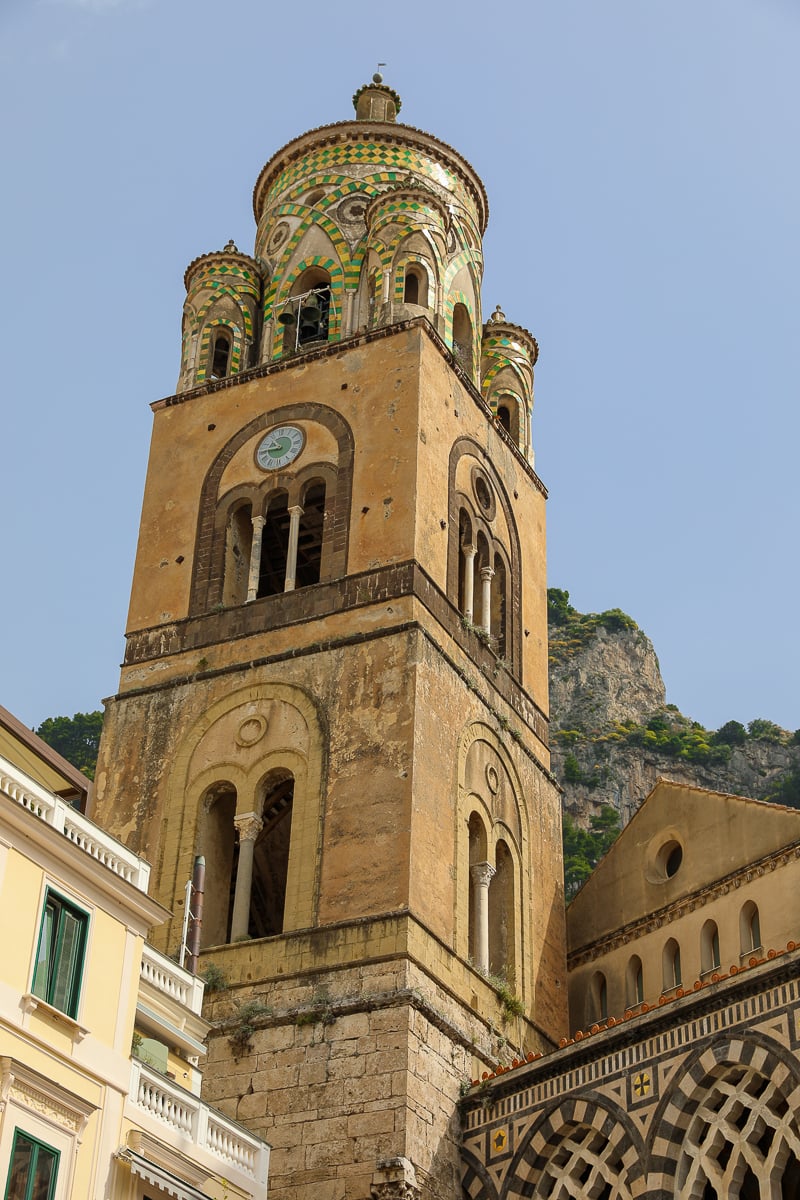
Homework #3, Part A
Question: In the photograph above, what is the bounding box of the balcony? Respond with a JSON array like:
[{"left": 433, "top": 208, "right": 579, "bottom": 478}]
[
  {"left": 0, "top": 753, "right": 150, "bottom": 891},
  {"left": 140, "top": 944, "right": 205, "bottom": 1017},
  {"left": 128, "top": 1059, "right": 269, "bottom": 1194}
]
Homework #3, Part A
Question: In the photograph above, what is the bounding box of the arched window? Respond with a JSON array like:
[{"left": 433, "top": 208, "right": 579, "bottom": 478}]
[
  {"left": 279, "top": 268, "right": 332, "bottom": 352},
  {"left": 586, "top": 971, "right": 608, "bottom": 1023},
  {"left": 403, "top": 264, "right": 428, "bottom": 306},
  {"left": 700, "top": 919, "right": 721, "bottom": 973},
  {"left": 257, "top": 491, "right": 290, "bottom": 598},
  {"left": 222, "top": 502, "right": 253, "bottom": 607},
  {"left": 248, "top": 772, "right": 294, "bottom": 937},
  {"left": 452, "top": 303, "right": 474, "bottom": 375},
  {"left": 740, "top": 900, "right": 761, "bottom": 956},
  {"left": 626, "top": 954, "right": 644, "bottom": 1007},
  {"left": 467, "top": 812, "right": 489, "bottom": 970},
  {"left": 210, "top": 329, "right": 232, "bottom": 379},
  {"left": 297, "top": 285, "right": 331, "bottom": 346},
  {"left": 496, "top": 395, "right": 521, "bottom": 447},
  {"left": 197, "top": 784, "right": 237, "bottom": 948},
  {"left": 663, "top": 938, "right": 682, "bottom": 990},
  {"left": 491, "top": 552, "right": 507, "bottom": 660},
  {"left": 458, "top": 509, "right": 474, "bottom": 619},
  {"left": 489, "top": 840, "right": 515, "bottom": 981},
  {"left": 296, "top": 480, "right": 326, "bottom": 588},
  {"left": 475, "top": 531, "right": 491, "bottom": 635}
]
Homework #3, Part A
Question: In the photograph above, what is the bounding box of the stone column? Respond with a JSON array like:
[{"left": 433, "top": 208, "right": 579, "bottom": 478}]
[
  {"left": 284, "top": 505, "right": 304, "bottom": 592},
  {"left": 480, "top": 565, "right": 495, "bottom": 635},
  {"left": 245, "top": 514, "right": 266, "bottom": 603},
  {"left": 230, "top": 813, "right": 263, "bottom": 941},
  {"left": 471, "top": 861, "right": 496, "bottom": 974},
  {"left": 462, "top": 544, "right": 477, "bottom": 623}
]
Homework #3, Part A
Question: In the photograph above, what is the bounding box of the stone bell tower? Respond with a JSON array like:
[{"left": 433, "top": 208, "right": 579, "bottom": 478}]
[{"left": 92, "top": 75, "right": 567, "bottom": 1200}]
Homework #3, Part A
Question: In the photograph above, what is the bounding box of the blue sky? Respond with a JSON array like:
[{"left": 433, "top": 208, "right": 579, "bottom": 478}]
[{"left": 1, "top": 0, "right": 798, "bottom": 734}]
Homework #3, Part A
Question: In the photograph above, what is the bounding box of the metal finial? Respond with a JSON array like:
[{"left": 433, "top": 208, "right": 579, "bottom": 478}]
[{"left": 373, "top": 62, "right": 386, "bottom": 83}]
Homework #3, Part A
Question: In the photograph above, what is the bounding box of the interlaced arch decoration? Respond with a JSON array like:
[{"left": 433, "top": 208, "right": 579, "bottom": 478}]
[
  {"left": 652, "top": 1035, "right": 800, "bottom": 1199},
  {"left": 508, "top": 1095, "right": 645, "bottom": 1200}
]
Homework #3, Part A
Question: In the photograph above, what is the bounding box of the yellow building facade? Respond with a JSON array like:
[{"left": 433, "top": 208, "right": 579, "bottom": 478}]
[{"left": 0, "top": 720, "right": 268, "bottom": 1199}]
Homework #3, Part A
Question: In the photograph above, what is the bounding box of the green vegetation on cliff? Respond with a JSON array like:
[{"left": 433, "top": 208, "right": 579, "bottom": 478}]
[
  {"left": 563, "top": 805, "right": 621, "bottom": 899},
  {"left": 547, "top": 588, "right": 640, "bottom": 667}
]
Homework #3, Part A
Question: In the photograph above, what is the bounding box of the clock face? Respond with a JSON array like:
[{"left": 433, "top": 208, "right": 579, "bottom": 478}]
[{"left": 256, "top": 425, "right": 304, "bottom": 471}]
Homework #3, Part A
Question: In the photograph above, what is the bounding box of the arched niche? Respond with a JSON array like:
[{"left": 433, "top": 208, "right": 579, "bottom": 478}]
[
  {"left": 190, "top": 404, "right": 354, "bottom": 615},
  {"left": 161, "top": 682, "right": 326, "bottom": 942},
  {"left": 455, "top": 722, "right": 528, "bottom": 993},
  {"left": 447, "top": 438, "right": 523, "bottom": 676}
]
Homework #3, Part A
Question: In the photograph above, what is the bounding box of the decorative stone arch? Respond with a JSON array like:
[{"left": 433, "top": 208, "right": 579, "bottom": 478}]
[
  {"left": 648, "top": 1032, "right": 800, "bottom": 1198},
  {"left": 445, "top": 289, "right": 478, "bottom": 379},
  {"left": 189, "top": 403, "right": 354, "bottom": 614},
  {"left": 195, "top": 316, "right": 245, "bottom": 383},
  {"left": 448, "top": 438, "right": 523, "bottom": 677},
  {"left": 265, "top": 213, "right": 351, "bottom": 299},
  {"left": 160, "top": 680, "right": 327, "bottom": 947},
  {"left": 267, "top": 254, "right": 345, "bottom": 357},
  {"left": 455, "top": 721, "right": 529, "bottom": 993},
  {"left": 461, "top": 1148, "right": 501, "bottom": 1200},
  {"left": 508, "top": 1092, "right": 647, "bottom": 1200},
  {"left": 194, "top": 288, "right": 257, "bottom": 339}
]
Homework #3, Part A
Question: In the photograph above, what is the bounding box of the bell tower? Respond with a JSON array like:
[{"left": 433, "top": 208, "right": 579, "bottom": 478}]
[{"left": 92, "top": 76, "right": 567, "bottom": 1200}]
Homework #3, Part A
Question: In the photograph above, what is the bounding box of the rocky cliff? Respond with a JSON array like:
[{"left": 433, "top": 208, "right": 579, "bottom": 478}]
[{"left": 547, "top": 590, "right": 799, "bottom": 825}]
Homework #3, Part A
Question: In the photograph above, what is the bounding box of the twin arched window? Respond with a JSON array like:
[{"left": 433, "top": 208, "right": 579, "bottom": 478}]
[
  {"left": 457, "top": 508, "right": 510, "bottom": 659},
  {"left": 468, "top": 812, "right": 516, "bottom": 983},
  {"left": 198, "top": 772, "right": 294, "bottom": 948}
]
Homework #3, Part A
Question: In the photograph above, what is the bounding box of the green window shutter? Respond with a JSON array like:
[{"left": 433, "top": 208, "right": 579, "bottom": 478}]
[
  {"left": 31, "top": 901, "right": 55, "bottom": 1002},
  {"left": 31, "top": 891, "right": 88, "bottom": 1018},
  {"left": 51, "top": 908, "right": 85, "bottom": 1017},
  {"left": 4, "top": 1130, "right": 59, "bottom": 1200}
]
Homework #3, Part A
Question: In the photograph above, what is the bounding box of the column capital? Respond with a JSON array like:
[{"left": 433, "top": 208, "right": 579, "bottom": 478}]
[
  {"left": 234, "top": 812, "right": 263, "bottom": 843},
  {"left": 288, "top": 504, "right": 304, "bottom": 518},
  {"left": 471, "top": 860, "right": 496, "bottom": 888},
  {"left": 371, "top": 1157, "right": 420, "bottom": 1200},
  {"left": 251, "top": 514, "right": 266, "bottom": 529},
  {"left": 480, "top": 565, "right": 495, "bottom": 583},
  {"left": 462, "top": 542, "right": 477, "bottom": 559}
]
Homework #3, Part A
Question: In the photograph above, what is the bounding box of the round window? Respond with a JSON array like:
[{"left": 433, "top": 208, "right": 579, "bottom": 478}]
[
  {"left": 475, "top": 476, "right": 492, "bottom": 512},
  {"left": 656, "top": 839, "right": 683, "bottom": 880}
]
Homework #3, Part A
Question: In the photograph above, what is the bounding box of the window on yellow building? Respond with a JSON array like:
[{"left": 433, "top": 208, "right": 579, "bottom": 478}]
[
  {"left": 4, "top": 1129, "right": 59, "bottom": 1200},
  {"left": 31, "top": 890, "right": 89, "bottom": 1019}
]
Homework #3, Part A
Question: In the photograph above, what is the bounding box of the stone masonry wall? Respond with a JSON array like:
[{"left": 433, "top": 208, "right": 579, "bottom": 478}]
[{"left": 201, "top": 954, "right": 523, "bottom": 1200}]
